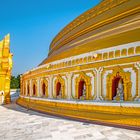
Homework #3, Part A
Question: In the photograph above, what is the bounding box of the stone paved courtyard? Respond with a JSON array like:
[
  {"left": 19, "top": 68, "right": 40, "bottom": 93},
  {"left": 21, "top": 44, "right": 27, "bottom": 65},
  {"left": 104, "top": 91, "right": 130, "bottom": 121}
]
[{"left": 0, "top": 100, "right": 140, "bottom": 140}]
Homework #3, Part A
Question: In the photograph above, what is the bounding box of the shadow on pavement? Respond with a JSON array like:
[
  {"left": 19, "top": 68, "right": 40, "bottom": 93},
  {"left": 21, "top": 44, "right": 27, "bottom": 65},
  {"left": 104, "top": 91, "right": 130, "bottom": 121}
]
[{"left": 3, "top": 92, "right": 70, "bottom": 120}]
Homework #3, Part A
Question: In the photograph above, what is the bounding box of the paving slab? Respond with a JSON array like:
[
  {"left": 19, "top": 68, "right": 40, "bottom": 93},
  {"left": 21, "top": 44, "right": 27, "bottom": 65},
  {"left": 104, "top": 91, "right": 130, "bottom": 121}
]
[{"left": 0, "top": 101, "right": 140, "bottom": 140}]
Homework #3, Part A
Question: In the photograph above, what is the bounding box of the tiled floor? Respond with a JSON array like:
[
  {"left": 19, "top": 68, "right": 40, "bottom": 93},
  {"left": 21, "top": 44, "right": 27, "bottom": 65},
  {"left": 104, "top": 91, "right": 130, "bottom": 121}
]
[{"left": 0, "top": 101, "right": 140, "bottom": 140}]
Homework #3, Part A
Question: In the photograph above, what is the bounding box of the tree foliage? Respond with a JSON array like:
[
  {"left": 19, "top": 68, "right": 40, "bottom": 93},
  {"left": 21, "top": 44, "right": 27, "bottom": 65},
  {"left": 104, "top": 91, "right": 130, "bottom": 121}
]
[{"left": 10, "top": 75, "right": 20, "bottom": 89}]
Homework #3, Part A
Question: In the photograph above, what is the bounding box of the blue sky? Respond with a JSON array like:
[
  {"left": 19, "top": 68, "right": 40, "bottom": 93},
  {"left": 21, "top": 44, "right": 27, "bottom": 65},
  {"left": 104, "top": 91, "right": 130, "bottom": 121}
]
[{"left": 0, "top": 0, "right": 100, "bottom": 76}]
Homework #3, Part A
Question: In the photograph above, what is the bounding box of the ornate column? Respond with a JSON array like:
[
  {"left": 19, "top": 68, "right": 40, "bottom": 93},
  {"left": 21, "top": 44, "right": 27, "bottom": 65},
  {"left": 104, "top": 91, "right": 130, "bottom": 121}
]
[
  {"left": 135, "top": 62, "right": 140, "bottom": 101},
  {"left": 48, "top": 75, "right": 53, "bottom": 98},
  {"left": 95, "top": 67, "right": 104, "bottom": 101},
  {"left": 37, "top": 78, "right": 41, "bottom": 97},
  {"left": 30, "top": 79, "right": 32, "bottom": 96},
  {"left": 66, "top": 73, "right": 73, "bottom": 99},
  {"left": 93, "top": 69, "right": 98, "bottom": 100},
  {"left": 25, "top": 81, "right": 27, "bottom": 96},
  {"left": 92, "top": 71, "right": 96, "bottom": 100}
]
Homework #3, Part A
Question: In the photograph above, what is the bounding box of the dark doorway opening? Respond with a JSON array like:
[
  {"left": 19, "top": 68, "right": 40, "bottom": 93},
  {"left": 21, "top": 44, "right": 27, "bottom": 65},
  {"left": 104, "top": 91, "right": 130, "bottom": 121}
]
[
  {"left": 56, "top": 82, "right": 61, "bottom": 96},
  {"left": 42, "top": 83, "right": 46, "bottom": 96},
  {"left": 33, "top": 84, "right": 36, "bottom": 96},
  {"left": 78, "top": 80, "right": 85, "bottom": 99}
]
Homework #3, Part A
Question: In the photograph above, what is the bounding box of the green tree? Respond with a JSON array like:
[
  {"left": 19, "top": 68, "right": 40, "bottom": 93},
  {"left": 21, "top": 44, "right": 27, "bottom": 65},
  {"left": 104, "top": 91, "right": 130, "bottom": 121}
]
[{"left": 10, "top": 75, "right": 20, "bottom": 89}]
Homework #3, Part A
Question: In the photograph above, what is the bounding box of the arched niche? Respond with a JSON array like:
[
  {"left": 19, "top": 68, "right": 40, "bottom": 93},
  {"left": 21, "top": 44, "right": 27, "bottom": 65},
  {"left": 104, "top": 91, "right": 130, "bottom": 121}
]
[
  {"left": 41, "top": 79, "right": 48, "bottom": 97},
  {"left": 32, "top": 80, "right": 37, "bottom": 96},
  {"left": 106, "top": 67, "right": 132, "bottom": 101},
  {"left": 54, "top": 75, "right": 65, "bottom": 99},
  {"left": 112, "top": 74, "right": 122, "bottom": 99},
  {"left": 27, "top": 84, "right": 30, "bottom": 96},
  {"left": 56, "top": 82, "right": 61, "bottom": 97},
  {"left": 33, "top": 84, "right": 36, "bottom": 96},
  {"left": 75, "top": 72, "right": 91, "bottom": 100},
  {"left": 78, "top": 80, "right": 86, "bottom": 99},
  {"left": 42, "top": 83, "right": 46, "bottom": 96}
]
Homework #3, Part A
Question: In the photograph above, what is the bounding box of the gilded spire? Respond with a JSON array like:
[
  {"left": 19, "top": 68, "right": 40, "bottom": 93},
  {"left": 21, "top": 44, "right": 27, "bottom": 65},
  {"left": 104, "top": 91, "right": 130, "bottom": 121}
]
[{"left": 4, "top": 33, "right": 10, "bottom": 48}]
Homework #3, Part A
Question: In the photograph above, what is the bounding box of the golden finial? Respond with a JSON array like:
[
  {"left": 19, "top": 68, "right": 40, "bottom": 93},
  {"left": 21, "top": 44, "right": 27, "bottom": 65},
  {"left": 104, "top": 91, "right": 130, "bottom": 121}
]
[{"left": 4, "top": 33, "right": 10, "bottom": 44}]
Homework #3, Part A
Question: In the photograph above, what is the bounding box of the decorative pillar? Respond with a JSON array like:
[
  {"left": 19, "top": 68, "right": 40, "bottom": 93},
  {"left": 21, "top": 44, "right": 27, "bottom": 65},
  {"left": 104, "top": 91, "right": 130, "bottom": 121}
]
[
  {"left": 91, "top": 69, "right": 97, "bottom": 100},
  {"left": 99, "top": 67, "right": 104, "bottom": 100},
  {"left": 135, "top": 62, "right": 140, "bottom": 101},
  {"left": 30, "top": 79, "right": 32, "bottom": 96},
  {"left": 95, "top": 67, "right": 104, "bottom": 101},
  {"left": 66, "top": 73, "right": 73, "bottom": 99},
  {"left": 25, "top": 81, "right": 28, "bottom": 96},
  {"left": 94, "top": 68, "right": 99, "bottom": 100},
  {"left": 48, "top": 75, "right": 53, "bottom": 98},
  {"left": 37, "top": 78, "right": 41, "bottom": 97}
]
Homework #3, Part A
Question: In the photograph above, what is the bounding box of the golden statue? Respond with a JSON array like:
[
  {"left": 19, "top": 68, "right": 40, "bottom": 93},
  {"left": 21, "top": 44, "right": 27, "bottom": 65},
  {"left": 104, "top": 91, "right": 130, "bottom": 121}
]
[{"left": 113, "top": 79, "right": 124, "bottom": 101}]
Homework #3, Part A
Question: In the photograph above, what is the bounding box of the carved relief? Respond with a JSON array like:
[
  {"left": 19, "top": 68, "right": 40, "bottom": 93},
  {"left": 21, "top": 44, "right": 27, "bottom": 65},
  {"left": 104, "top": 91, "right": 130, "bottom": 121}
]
[{"left": 106, "top": 67, "right": 132, "bottom": 101}]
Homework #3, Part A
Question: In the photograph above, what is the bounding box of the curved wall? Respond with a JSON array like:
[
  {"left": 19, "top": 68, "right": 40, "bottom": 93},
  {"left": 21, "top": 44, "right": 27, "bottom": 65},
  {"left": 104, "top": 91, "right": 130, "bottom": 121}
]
[{"left": 19, "top": 0, "right": 140, "bottom": 127}]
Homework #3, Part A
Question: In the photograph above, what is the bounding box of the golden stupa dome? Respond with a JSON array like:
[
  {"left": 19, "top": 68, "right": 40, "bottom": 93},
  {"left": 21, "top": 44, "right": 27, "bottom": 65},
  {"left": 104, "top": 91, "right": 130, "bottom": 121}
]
[{"left": 40, "top": 0, "right": 140, "bottom": 65}]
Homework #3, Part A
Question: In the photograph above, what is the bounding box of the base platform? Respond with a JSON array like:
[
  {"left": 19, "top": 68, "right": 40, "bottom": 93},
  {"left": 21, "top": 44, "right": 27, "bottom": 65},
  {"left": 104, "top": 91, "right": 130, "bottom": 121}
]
[{"left": 17, "top": 96, "right": 140, "bottom": 129}]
